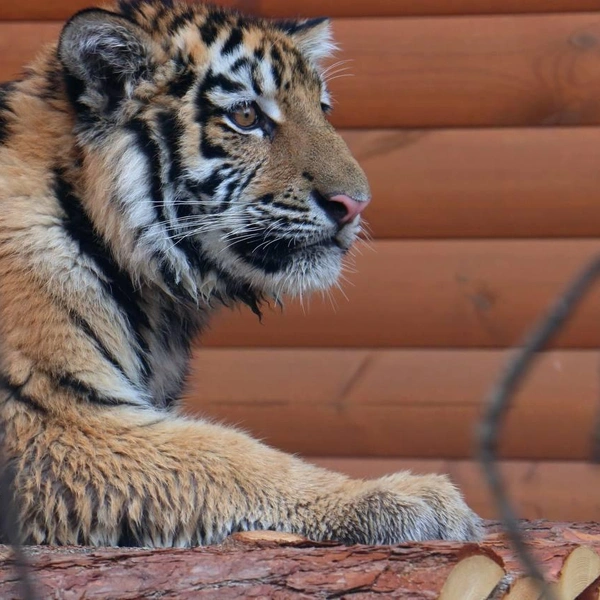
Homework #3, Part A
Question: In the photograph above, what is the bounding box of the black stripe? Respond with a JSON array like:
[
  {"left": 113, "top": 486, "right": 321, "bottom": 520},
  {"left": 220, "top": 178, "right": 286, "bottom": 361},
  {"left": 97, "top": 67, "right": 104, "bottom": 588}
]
[
  {"left": 68, "top": 307, "right": 134, "bottom": 381},
  {"left": 168, "top": 68, "right": 195, "bottom": 98},
  {"left": 200, "top": 133, "right": 228, "bottom": 159},
  {"left": 154, "top": 255, "right": 186, "bottom": 298},
  {"left": 217, "top": 274, "right": 263, "bottom": 318},
  {"left": 155, "top": 110, "right": 185, "bottom": 186},
  {"left": 54, "top": 170, "right": 151, "bottom": 377},
  {"left": 208, "top": 73, "right": 245, "bottom": 94},
  {"left": 187, "top": 169, "right": 226, "bottom": 201},
  {"left": 235, "top": 163, "right": 261, "bottom": 200},
  {"left": 198, "top": 11, "right": 228, "bottom": 46},
  {"left": 126, "top": 119, "right": 198, "bottom": 297},
  {"left": 117, "top": 508, "right": 147, "bottom": 547},
  {"left": 220, "top": 177, "right": 238, "bottom": 210},
  {"left": 153, "top": 111, "right": 214, "bottom": 278},
  {"left": 195, "top": 71, "right": 237, "bottom": 160},
  {"left": 259, "top": 193, "right": 274, "bottom": 205},
  {"left": 250, "top": 66, "right": 263, "bottom": 96},
  {"left": 197, "top": 71, "right": 245, "bottom": 100},
  {"left": 221, "top": 27, "right": 243, "bottom": 56},
  {"left": 271, "top": 200, "right": 309, "bottom": 212},
  {"left": 293, "top": 52, "right": 310, "bottom": 79},
  {"left": 276, "top": 17, "right": 329, "bottom": 36},
  {"left": 169, "top": 7, "right": 195, "bottom": 34},
  {"left": 57, "top": 373, "right": 138, "bottom": 407},
  {"left": 0, "top": 376, "right": 47, "bottom": 415},
  {"left": 117, "top": 0, "right": 142, "bottom": 20},
  {"left": 230, "top": 57, "right": 251, "bottom": 73},
  {"left": 0, "top": 83, "right": 12, "bottom": 145},
  {"left": 126, "top": 119, "right": 168, "bottom": 233},
  {"left": 270, "top": 46, "right": 284, "bottom": 88}
]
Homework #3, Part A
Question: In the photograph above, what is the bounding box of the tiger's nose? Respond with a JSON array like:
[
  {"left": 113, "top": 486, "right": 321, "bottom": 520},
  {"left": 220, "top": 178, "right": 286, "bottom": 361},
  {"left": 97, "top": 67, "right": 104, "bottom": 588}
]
[
  {"left": 330, "top": 194, "right": 371, "bottom": 224},
  {"left": 315, "top": 192, "right": 371, "bottom": 225}
]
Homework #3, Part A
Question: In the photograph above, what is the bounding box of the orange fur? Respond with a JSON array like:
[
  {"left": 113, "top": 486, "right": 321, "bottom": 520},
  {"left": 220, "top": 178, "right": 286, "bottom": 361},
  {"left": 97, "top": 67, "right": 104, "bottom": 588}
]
[{"left": 0, "top": 0, "right": 481, "bottom": 546}]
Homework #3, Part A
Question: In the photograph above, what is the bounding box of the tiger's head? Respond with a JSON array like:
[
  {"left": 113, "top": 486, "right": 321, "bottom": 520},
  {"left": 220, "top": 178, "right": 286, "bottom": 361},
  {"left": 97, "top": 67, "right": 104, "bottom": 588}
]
[{"left": 57, "top": 0, "right": 370, "bottom": 306}]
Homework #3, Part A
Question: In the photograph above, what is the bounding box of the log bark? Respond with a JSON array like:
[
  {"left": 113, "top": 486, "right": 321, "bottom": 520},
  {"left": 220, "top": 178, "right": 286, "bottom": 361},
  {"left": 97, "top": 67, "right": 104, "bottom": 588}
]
[{"left": 0, "top": 522, "right": 599, "bottom": 599}]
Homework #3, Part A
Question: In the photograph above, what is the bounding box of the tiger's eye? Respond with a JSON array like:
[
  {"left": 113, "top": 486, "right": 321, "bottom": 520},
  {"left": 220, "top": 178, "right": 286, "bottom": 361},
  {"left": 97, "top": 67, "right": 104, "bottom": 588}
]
[{"left": 230, "top": 104, "right": 259, "bottom": 129}]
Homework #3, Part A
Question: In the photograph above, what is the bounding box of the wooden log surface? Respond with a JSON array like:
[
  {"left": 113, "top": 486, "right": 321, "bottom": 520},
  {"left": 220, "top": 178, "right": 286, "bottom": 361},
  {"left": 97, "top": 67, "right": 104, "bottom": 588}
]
[
  {"left": 344, "top": 128, "right": 600, "bottom": 239},
  {"left": 328, "top": 15, "right": 600, "bottom": 128},
  {"left": 0, "top": 540, "right": 505, "bottom": 599},
  {"left": 6, "top": 15, "right": 600, "bottom": 128},
  {"left": 202, "top": 240, "right": 600, "bottom": 349},
  {"left": 185, "top": 349, "right": 600, "bottom": 460},
  {"left": 3, "top": 0, "right": 600, "bottom": 20},
  {"left": 1, "top": 522, "right": 600, "bottom": 599}
]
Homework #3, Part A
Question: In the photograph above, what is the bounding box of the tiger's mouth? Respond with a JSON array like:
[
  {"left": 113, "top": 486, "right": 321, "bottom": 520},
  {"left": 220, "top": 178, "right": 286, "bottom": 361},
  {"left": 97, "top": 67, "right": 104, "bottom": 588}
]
[{"left": 230, "top": 231, "right": 345, "bottom": 274}]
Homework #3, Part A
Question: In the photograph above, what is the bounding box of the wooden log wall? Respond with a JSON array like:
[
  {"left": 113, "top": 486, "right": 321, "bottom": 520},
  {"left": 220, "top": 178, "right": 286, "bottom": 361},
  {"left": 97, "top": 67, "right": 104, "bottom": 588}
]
[{"left": 4, "top": 1, "right": 600, "bottom": 520}]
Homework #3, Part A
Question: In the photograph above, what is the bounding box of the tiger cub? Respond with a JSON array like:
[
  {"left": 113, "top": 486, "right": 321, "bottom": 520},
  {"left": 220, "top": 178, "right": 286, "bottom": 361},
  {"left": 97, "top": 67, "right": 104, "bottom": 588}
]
[{"left": 0, "top": 0, "right": 481, "bottom": 546}]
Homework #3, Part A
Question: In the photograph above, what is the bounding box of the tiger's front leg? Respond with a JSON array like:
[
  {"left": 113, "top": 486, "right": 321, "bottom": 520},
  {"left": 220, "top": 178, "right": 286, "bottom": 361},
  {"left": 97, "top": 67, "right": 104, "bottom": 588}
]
[{"left": 11, "top": 409, "right": 482, "bottom": 546}]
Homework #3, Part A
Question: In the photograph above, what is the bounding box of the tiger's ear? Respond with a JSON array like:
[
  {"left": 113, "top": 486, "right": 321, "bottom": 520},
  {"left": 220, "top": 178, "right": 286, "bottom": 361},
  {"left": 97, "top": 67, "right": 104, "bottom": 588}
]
[
  {"left": 277, "top": 18, "right": 336, "bottom": 66},
  {"left": 58, "top": 8, "right": 155, "bottom": 105}
]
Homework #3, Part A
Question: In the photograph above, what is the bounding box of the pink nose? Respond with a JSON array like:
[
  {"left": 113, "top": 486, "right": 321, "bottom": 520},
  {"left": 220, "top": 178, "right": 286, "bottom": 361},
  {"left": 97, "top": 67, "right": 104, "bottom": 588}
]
[{"left": 329, "top": 194, "right": 371, "bottom": 224}]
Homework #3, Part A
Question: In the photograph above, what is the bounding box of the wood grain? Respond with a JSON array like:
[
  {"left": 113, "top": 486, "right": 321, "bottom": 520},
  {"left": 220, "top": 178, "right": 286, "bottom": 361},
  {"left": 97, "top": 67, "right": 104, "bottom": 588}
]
[
  {"left": 2, "top": 0, "right": 600, "bottom": 20},
  {"left": 0, "top": 23, "right": 61, "bottom": 82},
  {"left": 326, "top": 15, "right": 600, "bottom": 128},
  {"left": 5, "top": 16, "right": 600, "bottom": 127},
  {"left": 0, "top": 541, "right": 505, "bottom": 600},
  {"left": 3, "top": 523, "right": 600, "bottom": 599},
  {"left": 201, "top": 240, "right": 600, "bottom": 349},
  {"left": 343, "top": 128, "right": 600, "bottom": 239},
  {"left": 184, "top": 348, "right": 600, "bottom": 460},
  {"left": 311, "top": 458, "right": 600, "bottom": 521}
]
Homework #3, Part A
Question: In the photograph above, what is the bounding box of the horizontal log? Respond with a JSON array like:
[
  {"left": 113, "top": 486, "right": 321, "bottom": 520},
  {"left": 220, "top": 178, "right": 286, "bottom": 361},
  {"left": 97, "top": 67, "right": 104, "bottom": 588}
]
[
  {"left": 0, "top": 541, "right": 504, "bottom": 599},
  {"left": 327, "top": 15, "right": 600, "bottom": 128},
  {"left": 0, "top": 23, "right": 60, "bottom": 84},
  {"left": 311, "top": 459, "right": 600, "bottom": 522},
  {"left": 184, "top": 349, "right": 600, "bottom": 460},
  {"left": 346, "top": 128, "right": 600, "bottom": 239},
  {"left": 1, "top": 523, "right": 600, "bottom": 599},
  {"left": 3, "top": 0, "right": 600, "bottom": 20},
  {"left": 5, "top": 15, "right": 600, "bottom": 127},
  {"left": 202, "top": 240, "right": 600, "bottom": 349}
]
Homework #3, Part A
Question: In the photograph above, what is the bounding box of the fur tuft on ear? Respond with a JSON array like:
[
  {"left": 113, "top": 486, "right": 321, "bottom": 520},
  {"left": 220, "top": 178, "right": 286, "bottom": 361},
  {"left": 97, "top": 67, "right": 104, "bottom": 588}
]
[
  {"left": 58, "top": 8, "right": 155, "bottom": 101},
  {"left": 276, "top": 18, "right": 337, "bottom": 66}
]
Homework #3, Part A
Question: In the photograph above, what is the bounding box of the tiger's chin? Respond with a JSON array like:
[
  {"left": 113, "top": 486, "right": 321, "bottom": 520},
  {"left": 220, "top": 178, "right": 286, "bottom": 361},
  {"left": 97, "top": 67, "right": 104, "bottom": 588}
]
[
  {"left": 236, "top": 242, "right": 345, "bottom": 298},
  {"left": 260, "top": 244, "right": 346, "bottom": 299},
  {"left": 257, "top": 225, "right": 359, "bottom": 299},
  {"left": 206, "top": 236, "right": 349, "bottom": 303},
  {"left": 201, "top": 221, "right": 360, "bottom": 304}
]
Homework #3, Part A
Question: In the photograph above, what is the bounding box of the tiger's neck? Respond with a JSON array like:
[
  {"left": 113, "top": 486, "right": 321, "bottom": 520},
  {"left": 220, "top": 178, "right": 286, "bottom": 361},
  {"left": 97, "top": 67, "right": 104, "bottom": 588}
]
[{"left": 0, "top": 64, "right": 229, "bottom": 413}]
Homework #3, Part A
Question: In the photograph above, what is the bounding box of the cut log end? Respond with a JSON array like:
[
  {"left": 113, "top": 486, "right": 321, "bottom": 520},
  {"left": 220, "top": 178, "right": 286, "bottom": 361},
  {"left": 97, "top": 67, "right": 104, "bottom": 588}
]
[
  {"left": 505, "top": 546, "right": 600, "bottom": 600},
  {"left": 439, "top": 554, "right": 505, "bottom": 600}
]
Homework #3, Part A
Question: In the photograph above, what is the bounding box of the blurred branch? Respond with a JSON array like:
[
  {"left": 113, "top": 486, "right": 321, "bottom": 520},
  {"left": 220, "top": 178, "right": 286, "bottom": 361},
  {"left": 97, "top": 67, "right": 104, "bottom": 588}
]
[{"left": 479, "top": 254, "right": 600, "bottom": 600}]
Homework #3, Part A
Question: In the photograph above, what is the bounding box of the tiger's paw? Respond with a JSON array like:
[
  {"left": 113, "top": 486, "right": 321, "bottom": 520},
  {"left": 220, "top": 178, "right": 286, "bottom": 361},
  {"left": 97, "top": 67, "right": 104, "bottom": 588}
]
[{"left": 326, "top": 471, "right": 483, "bottom": 545}]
